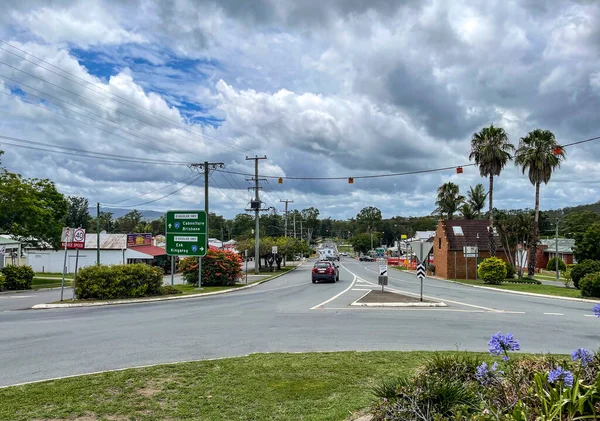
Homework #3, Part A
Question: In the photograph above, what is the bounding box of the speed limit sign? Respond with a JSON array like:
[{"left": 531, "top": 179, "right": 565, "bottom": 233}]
[{"left": 72, "top": 228, "right": 86, "bottom": 249}]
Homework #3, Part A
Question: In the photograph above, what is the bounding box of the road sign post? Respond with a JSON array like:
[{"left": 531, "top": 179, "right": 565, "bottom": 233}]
[
  {"left": 378, "top": 264, "right": 388, "bottom": 292},
  {"left": 166, "top": 211, "right": 208, "bottom": 288}
]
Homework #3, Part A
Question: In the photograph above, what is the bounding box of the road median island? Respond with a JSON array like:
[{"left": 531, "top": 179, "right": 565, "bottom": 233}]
[
  {"left": 32, "top": 262, "right": 304, "bottom": 309},
  {"left": 0, "top": 351, "right": 435, "bottom": 421},
  {"left": 351, "top": 289, "right": 446, "bottom": 307}
]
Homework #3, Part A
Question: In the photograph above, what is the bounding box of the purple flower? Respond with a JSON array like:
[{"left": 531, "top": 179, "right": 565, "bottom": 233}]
[
  {"left": 488, "top": 332, "right": 520, "bottom": 360},
  {"left": 475, "top": 361, "right": 503, "bottom": 385},
  {"left": 548, "top": 366, "right": 574, "bottom": 388},
  {"left": 571, "top": 348, "right": 594, "bottom": 366},
  {"left": 594, "top": 304, "right": 600, "bottom": 318}
]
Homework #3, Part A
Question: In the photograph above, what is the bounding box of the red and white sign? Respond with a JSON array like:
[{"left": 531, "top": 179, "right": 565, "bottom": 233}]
[{"left": 61, "top": 227, "right": 86, "bottom": 249}]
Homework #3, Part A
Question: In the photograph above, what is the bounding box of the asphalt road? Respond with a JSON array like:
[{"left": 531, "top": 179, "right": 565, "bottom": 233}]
[{"left": 1, "top": 258, "right": 599, "bottom": 387}]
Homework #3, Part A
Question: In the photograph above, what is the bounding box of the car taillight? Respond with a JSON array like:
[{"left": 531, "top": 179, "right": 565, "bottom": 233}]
[
  {"left": 312, "top": 268, "right": 318, "bottom": 273},
  {"left": 327, "top": 267, "right": 334, "bottom": 274}
]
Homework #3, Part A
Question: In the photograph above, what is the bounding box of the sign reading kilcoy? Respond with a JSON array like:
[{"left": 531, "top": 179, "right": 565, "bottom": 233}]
[{"left": 165, "top": 211, "right": 207, "bottom": 257}]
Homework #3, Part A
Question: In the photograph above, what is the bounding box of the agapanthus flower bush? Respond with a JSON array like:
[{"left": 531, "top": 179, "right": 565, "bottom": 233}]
[{"left": 371, "top": 324, "right": 600, "bottom": 421}]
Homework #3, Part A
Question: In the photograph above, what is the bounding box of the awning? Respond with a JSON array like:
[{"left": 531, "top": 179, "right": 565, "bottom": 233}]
[{"left": 128, "top": 245, "right": 167, "bottom": 257}]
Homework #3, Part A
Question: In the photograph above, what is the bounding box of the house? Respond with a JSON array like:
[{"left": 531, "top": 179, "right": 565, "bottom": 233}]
[
  {"left": 535, "top": 238, "right": 576, "bottom": 269},
  {"left": 26, "top": 233, "right": 167, "bottom": 273},
  {"left": 0, "top": 236, "right": 22, "bottom": 268},
  {"left": 433, "top": 219, "right": 508, "bottom": 280}
]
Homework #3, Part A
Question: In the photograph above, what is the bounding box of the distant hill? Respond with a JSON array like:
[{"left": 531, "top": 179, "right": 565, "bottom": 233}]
[
  {"left": 88, "top": 207, "right": 164, "bottom": 221},
  {"left": 544, "top": 201, "right": 600, "bottom": 219}
]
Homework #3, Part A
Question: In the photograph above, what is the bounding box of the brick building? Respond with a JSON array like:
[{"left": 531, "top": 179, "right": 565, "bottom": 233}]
[
  {"left": 534, "top": 238, "right": 576, "bottom": 270},
  {"left": 433, "top": 219, "right": 508, "bottom": 280}
]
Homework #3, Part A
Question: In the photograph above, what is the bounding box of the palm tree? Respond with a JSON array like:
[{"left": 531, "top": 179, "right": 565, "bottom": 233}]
[
  {"left": 434, "top": 182, "right": 465, "bottom": 219},
  {"left": 459, "top": 203, "right": 476, "bottom": 220},
  {"left": 467, "top": 184, "right": 488, "bottom": 218},
  {"left": 469, "top": 125, "right": 514, "bottom": 256},
  {"left": 515, "top": 129, "right": 565, "bottom": 277}
]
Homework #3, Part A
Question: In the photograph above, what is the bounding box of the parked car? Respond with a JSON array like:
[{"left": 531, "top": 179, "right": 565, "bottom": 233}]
[
  {"left": 312, "top": 261, "right": 339, "bottom": 283},
  {"left": 359, "top": 255, "right": 375, "bottom": 262},
  {"left": 340, "top": 252, "right": 348, "bottom": 257}
]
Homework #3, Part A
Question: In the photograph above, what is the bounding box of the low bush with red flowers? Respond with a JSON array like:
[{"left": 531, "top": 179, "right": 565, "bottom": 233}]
[{"left": 180, "top": 248, "right": 242, "bottom": 287}]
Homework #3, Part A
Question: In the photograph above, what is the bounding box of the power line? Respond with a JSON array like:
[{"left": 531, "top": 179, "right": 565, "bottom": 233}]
[
  {"left": 0, "top": 89, "right": 188, "bottom": 159},
  {"left": 102, "top": 174, "right": 199, "bottom": 205},
  {"left": 0, "top": 41, "right": 252, "bottom": 153},
  {"left": 0, "top": 134, "right": 193, "bottom": 166},
  {"left": 101, "top": 175, "right": 202, "bottom": 208},
  {"left": 0, "top": 71, "right": 200, "bottom": 159},
  {"left": 209, "top": 173, "right": 243, "bottom": 206}
]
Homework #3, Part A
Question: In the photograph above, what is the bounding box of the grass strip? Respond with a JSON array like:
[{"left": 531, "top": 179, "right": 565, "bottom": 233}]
[
  {"left": 0, "top": 351, "right": 440, "bottom": 421},
  {"left": 450, "top": 278, "right": 585, "bottom": 299}
]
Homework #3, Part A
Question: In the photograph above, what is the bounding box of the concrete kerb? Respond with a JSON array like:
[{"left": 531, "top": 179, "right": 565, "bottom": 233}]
[
  {"left": 350, "top": 301, "right": 447, "bottom": 308},
  {"left": 430, "top": 275, "right": 600, "bottom": 304},
  {"left": 31, "top": 261, "right": 306, "bottom": 309}
]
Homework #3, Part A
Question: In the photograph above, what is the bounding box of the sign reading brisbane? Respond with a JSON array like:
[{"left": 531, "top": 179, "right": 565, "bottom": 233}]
[{"left": 165, "top": 211, "right": 208, "bottom": 257}]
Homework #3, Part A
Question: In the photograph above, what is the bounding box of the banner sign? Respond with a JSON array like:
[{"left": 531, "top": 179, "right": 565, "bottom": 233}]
[{"left": 127, "top": 233, "right": 153, "bottom": 247}]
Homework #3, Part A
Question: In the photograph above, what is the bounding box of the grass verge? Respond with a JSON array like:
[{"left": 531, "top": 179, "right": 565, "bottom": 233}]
[
  {"left": 0, "top": 351, "right": 447, "bottom": 421},
  {"left": 35, "top": 272, "right": 74, "bottom": 279},
  {"left": 32, "top": 277, "right": 73, "bottom": 289},
  {"left": 450, "top": 278, "right": 586, "bottom": 299},
  {"left": 392, "top": 266, "right": 407, "bottom": 271}
]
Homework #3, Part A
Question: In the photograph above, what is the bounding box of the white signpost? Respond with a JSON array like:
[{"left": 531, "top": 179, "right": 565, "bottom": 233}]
[
  {"left": 378, "top": 264, "right": 388, "bottom": 292},
  {"left": 60, "top": 227, "right": 86, "bottom": 301}
]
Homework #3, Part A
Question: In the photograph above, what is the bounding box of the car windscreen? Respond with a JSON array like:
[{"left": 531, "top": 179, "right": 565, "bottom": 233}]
[{"left": 315, "top": 263, "right": 330, "bottom": 268}]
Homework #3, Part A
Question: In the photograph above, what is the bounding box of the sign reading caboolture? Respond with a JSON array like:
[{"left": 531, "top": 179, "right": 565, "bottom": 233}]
[{"left": 165, "top": 211, "right": 208, "bottom": 257}]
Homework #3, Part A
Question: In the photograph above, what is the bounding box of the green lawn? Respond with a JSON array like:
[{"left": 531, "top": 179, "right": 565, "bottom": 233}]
[
  {"left": 450, "top": 278, "right": 587, "bottom": 299},
  {"left": 32, "top": 277, "right": 73, "bottom": 289},
  {"left": 35, "top": 272, "right": 74, "bottom": 279},
  {"left": 392, "top": 266, "right": 407, "bottom": 271},
  {"left": 0, "top": 351, "right": 446, "bottom": 421}
]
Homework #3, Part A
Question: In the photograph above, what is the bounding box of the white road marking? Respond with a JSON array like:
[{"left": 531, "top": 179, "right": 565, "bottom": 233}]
[
  {"left": 310, "top": 264, "right": 358, "bottom": 309},
  {"left": 351, "top": 288, "right": 374, "bottom": 291},
  {"left": 544, "top": 312, "right": 564, "bottom": 316},
  {"left": 0, "top": 296, "right": 34, "bottom": 299},
  {"left": 584, "top": 315, "right": 598, "bottom": 317},
  {"left": 348, "top": 266, "right": 514, "bottom": 313}
]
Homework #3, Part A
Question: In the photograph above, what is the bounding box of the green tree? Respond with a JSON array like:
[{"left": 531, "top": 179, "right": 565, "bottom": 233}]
[
  {"left": 434, "top": 182, "right": 464, "bottom": 219},
  {"left": 515, "top": 129, "right": 565, "bottom": 277},
  {"left": 469, "top": 124, "right": 514, "bottom": 256},
  {"left": 573, "top": 222, "right": 600, "bottom": 262},
  {"left": 350, "top": 233, "right": 379, "bottom": 254},
  {"left": 65, "top": 196, "right": 91, "bottom": 229},
  {"left": 231, "top": 213, "right": 255, "bottom": 239},
  {"left": 114, "top": 210, "right": 144, "bottom": 233},
  {"left": 0, "top": 169, "right": 68, "bottom": 248},
  {"left": 561, "top": 211, "right": 600, "bottom": 237},
  {"left": 95, "top": 211, "right": 114, "bottom": 233},
  {"left": 355, "top": 206, "right": 382, "bottom": 234},
  {"left": 467, "top": 184, "right": 488, "bottom": 218},
  {"left": 459, "top": 203, "right": 476, "bottom": 220},
  {"left": 300, "top": 207, "right": 320, "bottom": 242}
]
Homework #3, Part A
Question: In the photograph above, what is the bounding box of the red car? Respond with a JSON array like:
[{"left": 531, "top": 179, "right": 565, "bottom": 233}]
[{"left": 312, "top": 261, "right": 339, "bottom": 283}]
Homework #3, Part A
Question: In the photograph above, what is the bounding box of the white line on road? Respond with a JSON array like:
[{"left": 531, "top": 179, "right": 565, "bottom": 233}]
[
  {"left": 544, "top": 312, "right": 564, "bottom": 316},
  {"left": 351, "top": 288, "right": 374, "bottom": 291},
  {"left": 0, "top": 296, "right": 34, "bottom": 299},
  {"left": 310, "top": 264, "right": 358, "bottom": 310}
]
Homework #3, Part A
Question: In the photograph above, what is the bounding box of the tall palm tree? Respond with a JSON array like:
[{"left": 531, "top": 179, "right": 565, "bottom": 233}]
[
  {"left": 515, "top": 129, "right": 565, "bottom": 277},
  {"left": 434, "top": 182, "right": 465, "bottom": 219},
  {"left": 459, "top": 203, "right": 476, "bottom": 220},
  {"left": 467, "top": 183, "right": 488, "bottom": 218},
  {"left": 469, "top": 125, "right": 514, "bottom": 256}
]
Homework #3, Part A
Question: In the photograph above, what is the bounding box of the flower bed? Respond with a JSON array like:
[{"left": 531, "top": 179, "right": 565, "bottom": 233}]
[{"left": 370, "top": 304, "right": 600, "bottom": 420}]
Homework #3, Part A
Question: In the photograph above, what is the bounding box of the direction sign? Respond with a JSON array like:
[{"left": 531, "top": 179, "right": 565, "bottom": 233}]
[
  {"left": 166, "top": 210, "right": 207, "bottom": 256},
  {"left": 272, "top": 246, "right": 278, "bottom": 254},
  {"left": 409, "top": 240, "right": 434, "bottom": 263},
  {"left": 416, "top": 263, "right": 426, "bottom": 280},
  {"left": 379, "top": 265, "right": 388, "bottom": 276}
]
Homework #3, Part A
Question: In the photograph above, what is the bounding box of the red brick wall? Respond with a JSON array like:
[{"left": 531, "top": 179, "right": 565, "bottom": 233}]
[
  {"left": 433, "top": 220, "right": 511, "bottom": 279},
  {"left": 536, "top": 245, "right": 549, "bottom": 270}
]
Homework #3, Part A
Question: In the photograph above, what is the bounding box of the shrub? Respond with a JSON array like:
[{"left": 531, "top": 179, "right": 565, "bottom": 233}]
[
  {"left": 75, "top": 264, "right": 163, "bottom": 300},
  {"left": 570, "top": 260, "right": 600, "bottom": 289},
  {"left": 0, "top": 273, "right": 5, "bottom": 291},
  {"left": 181, "top": 249, "right": 242, "bottom": 287},
  {"left": 579, "top": 272, "right": 600, "bottom": 298},
  {"left": 505, "top": 264, "right": 516, "bottom": 279},
  {"left": 546, "top": 257, "right": 567, "bottom": 272},
  {"left": 0, "top": 265, "right": 34, "bottom": 290},
  {"left": 478, "top": 257, "right": 507, "bottom": 285},
  {"left": 160, "top": 285, "right": 182, "bottom": 295}
]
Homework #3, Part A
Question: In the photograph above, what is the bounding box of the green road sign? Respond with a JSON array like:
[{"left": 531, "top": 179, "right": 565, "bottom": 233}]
[{"left": 165, "top": 210, "right": 207, "bottom": 256}]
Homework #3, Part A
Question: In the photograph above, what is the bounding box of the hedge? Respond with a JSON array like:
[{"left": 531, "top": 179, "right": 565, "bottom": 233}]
[
  {"left": 75, "top": 264, "right": 163, "bottom": 300},
  {"left": 478, "top": 257, "right": 507, "bottom": 285},
  {"left": 0, "top": 265, "right": 34, "bottom": 290},
  {"left": 579, "top": 272, "right": 600, "bottom": 298},
  {"left": 546, "top": 257, "right": 567, "bottom": 272},
  {"left": 570, "top": 260, "right": 600, "bottom": 289}
]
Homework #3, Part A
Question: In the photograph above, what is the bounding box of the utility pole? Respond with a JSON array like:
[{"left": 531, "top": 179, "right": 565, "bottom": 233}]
[
  {"left": 96, "top": 202, "right": 100, "bottom": 265},
  {"left": 189, "top": 161, "right": 224, "bottom": 288},
  {"left": 293, "top": 213, "right": 296, "bottom": 239},
  {"left": 245, "top": 156, "right": 268, "bottom": 274},
  {"left": 280, "top": 200, "right": 293, "bottom": 237},
  {"left": 555, "top": 217, "right": 559, "bottom": 283}
]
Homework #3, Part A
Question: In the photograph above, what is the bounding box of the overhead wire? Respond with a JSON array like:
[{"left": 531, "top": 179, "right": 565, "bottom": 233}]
[
  {"left": 209, "top": 172, "right": 244, "bottom": 206},
  {"left": 0, "top": 41, "right": 252, "bottom": 154},
  {"left": 102, "top": 174, "right": 199, "bottom": 205},
  {"left": 0, "top": 134, "right": 193, "bottom": 166},
  {"left": 0, "top": 88, "right": 189, "bottom": 159},
  {"left": 101, "top": 175, "right": 202, "bottom": 208}
]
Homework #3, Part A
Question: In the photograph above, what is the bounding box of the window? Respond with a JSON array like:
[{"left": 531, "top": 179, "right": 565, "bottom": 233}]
[
  {"left": 452, "top": 226, "right": 464, "bottom": 236},
  {"left": 438, "top": 238, "right": 441, "bottom": 249}
]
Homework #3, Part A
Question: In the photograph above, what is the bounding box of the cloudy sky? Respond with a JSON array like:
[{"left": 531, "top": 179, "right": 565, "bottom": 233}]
[{"left": 1, "top": 0, "right": 599, "bottom": 220}]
